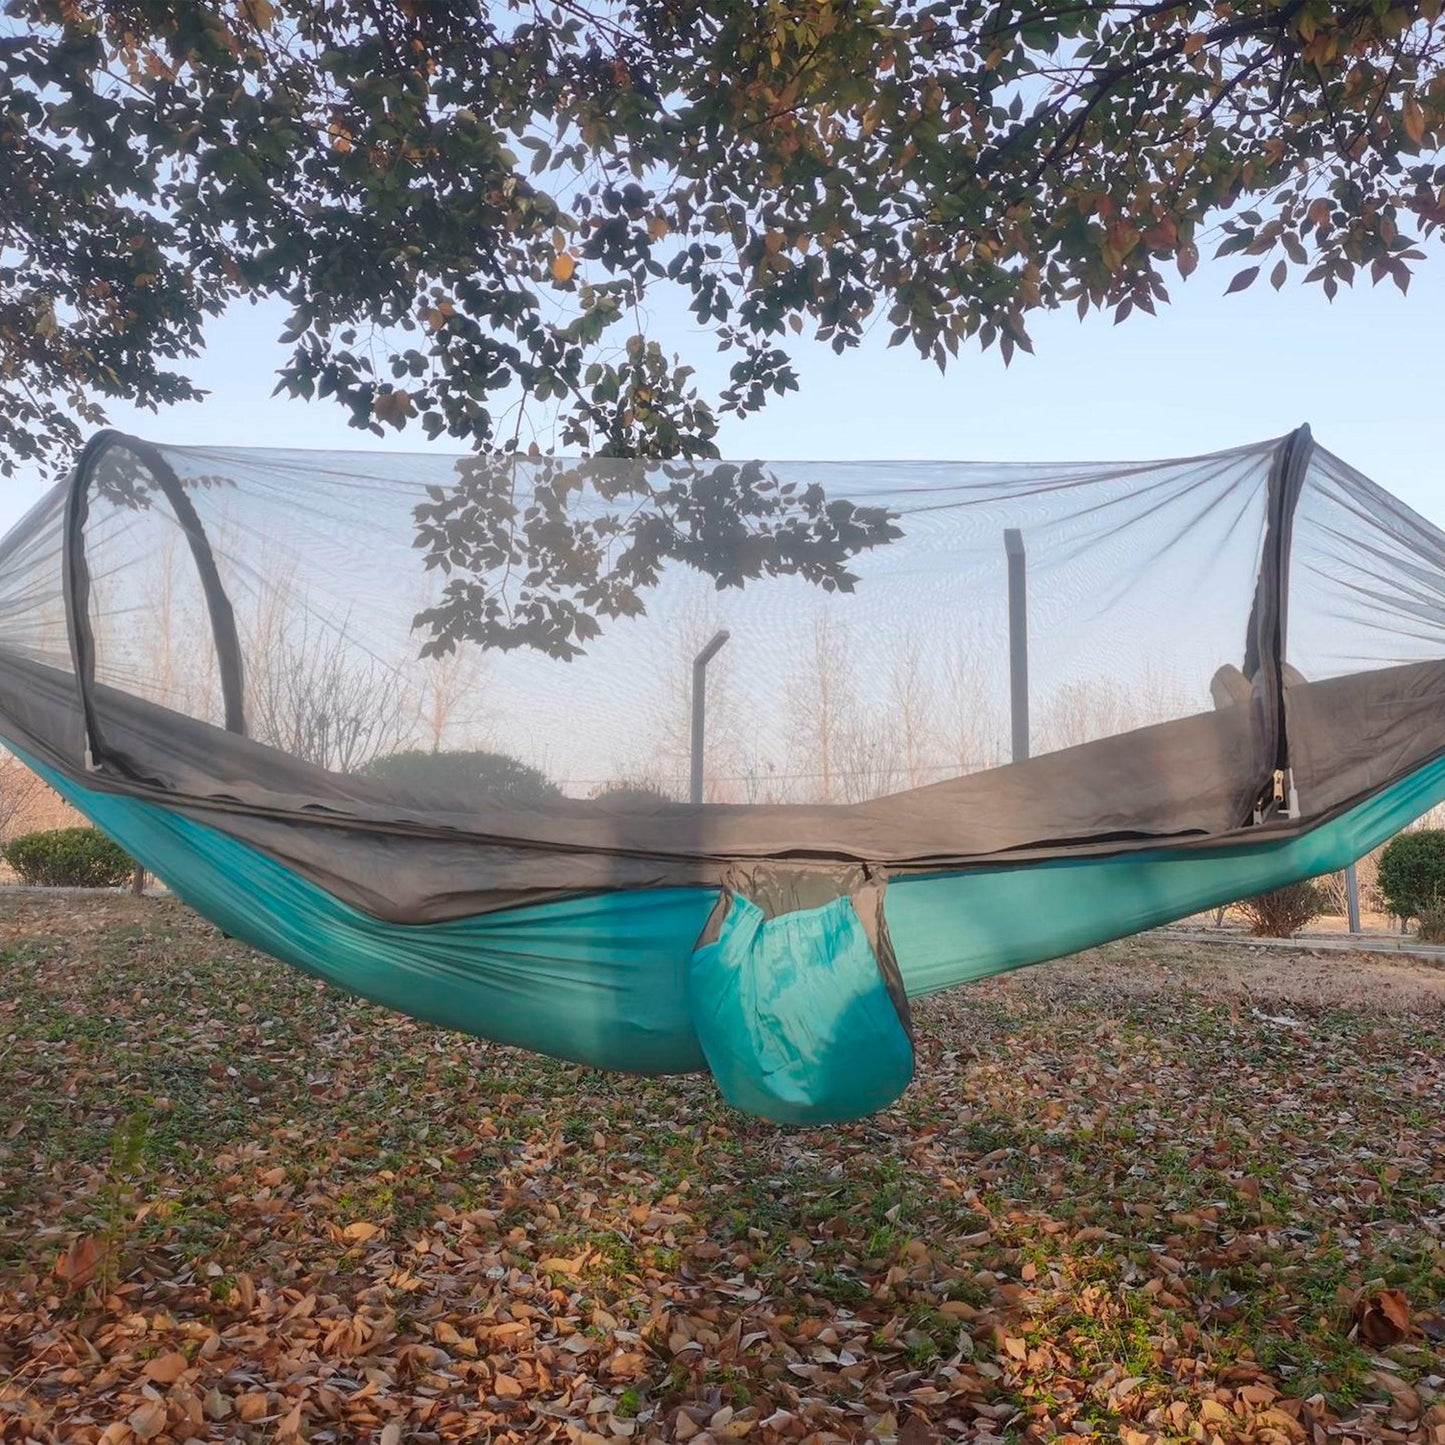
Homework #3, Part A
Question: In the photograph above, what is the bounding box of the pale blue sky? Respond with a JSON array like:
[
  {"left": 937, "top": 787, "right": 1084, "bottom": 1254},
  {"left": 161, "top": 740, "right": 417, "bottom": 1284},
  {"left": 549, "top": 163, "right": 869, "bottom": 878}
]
[{"left": 6, "top": 247, "right": 1443, "bottom": 529}]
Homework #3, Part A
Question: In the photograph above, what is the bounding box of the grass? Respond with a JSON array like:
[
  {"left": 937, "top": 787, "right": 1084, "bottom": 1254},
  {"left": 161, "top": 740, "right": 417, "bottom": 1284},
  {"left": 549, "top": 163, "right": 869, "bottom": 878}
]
[{"left": 1, "top": 893, "right": 1443, "bottom": 1443}]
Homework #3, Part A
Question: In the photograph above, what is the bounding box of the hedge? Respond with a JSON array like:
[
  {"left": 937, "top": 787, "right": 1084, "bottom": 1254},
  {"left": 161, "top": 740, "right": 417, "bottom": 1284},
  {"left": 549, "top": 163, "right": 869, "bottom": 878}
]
[
  {"left": 1378, "top": 829, "right": 1445, "bottom": 923},
  {"left": 4, "top": 827, "right": 135, "bottom": 888}
]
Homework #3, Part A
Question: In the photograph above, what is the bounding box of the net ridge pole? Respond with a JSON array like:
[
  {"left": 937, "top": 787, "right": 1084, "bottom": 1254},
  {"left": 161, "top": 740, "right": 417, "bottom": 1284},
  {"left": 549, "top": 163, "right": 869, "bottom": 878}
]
[
  {"left": 1245, "top": 423, "right": 1315, "bottom": 819},
  {"left": 63, "top": 429, "right": 121, "bottom": 770},
  {"left": 63, "top": 431, "right": 248, "bottom": 775}
]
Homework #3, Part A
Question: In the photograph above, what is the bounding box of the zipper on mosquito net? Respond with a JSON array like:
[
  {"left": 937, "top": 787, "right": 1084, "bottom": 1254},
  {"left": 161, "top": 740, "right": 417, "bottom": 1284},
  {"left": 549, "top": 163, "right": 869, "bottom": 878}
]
[{"left": 1253, "top": 767, "right": 1301, "bottom": 824}]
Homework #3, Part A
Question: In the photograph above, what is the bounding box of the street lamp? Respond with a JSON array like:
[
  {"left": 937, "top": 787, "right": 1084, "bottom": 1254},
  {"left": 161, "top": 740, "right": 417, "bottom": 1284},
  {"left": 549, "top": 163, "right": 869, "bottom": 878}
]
[{"left": 690, "top": 629, "right": 730, "bottom": 805}]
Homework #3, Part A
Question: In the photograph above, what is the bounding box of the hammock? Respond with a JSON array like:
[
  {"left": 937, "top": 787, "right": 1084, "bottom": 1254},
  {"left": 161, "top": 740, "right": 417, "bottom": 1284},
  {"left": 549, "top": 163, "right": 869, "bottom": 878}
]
[{"left": 1, "top": 425, "right": 1442, "bottom": 1123}]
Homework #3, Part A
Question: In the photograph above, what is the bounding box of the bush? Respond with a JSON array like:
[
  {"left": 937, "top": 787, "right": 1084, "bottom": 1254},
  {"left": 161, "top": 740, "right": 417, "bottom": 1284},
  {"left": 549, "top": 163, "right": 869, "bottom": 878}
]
[
  {"left": 1234, "top": 880, "right": 1326, "bottom": 938},
  {"left": 4, "top": 827, "right": 135, "bottom": 888},
  {"left": 592, "top": 780, "right": 674, "bottom": 805},
  {"left": 1378, "top": 829, "right": 1445, "bottom": 924},
  {"left": 358, "top": 749, "right": 560, "bottom": 805},
  {"left": 1417, "top": 905, "right": 1445, "bottom": 944}
]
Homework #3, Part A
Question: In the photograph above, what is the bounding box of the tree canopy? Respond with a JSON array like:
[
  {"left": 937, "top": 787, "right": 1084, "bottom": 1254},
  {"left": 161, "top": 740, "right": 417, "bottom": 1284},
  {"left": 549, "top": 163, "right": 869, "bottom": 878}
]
[
  {"left": 4, "top": 0, "right": 1442, "bottom": 480},
  {"left": 4, "top": 2, "right": 1443, "bottom": 661}
]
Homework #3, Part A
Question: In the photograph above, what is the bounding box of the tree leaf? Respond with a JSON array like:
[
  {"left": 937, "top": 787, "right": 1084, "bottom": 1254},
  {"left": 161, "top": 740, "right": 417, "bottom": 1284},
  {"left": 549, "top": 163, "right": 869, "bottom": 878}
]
[{"left": 1403, "top": 96, "right": 1426, "bottom": 146}]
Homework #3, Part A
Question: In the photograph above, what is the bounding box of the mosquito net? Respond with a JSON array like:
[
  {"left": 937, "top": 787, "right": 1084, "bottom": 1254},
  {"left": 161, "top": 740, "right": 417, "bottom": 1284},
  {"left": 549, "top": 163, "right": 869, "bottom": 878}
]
[
  {"left": 0, "top": 424, "right": 1441, "bottom": 923},
  {"left": 59, "top": 437, "right": 1283, "bottom": 785}
]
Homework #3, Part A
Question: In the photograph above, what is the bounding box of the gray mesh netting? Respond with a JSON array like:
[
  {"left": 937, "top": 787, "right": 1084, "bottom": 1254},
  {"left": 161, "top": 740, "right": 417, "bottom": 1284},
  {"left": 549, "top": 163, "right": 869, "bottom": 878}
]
[{"left": 0, "top": 425, "right": 1441, "bottom": 887}]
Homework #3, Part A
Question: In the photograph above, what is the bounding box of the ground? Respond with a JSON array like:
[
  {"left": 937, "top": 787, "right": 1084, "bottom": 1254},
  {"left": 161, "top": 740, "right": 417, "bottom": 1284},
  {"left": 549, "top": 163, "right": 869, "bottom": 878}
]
[{"left": 1, "top": 896, "right": 1443, "bottom": 1445}]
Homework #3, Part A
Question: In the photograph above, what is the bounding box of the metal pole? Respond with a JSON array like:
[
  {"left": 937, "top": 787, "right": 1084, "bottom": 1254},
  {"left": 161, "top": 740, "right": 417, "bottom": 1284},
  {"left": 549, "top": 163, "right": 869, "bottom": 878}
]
[
  {"left": 1345, "top": 862, "right": 1361, "bottom": 933},
  {"left": 1004, "top": 528, "right": 1029, "bottom": 763},
  {"left": 690, "top": 629, "right": 730, "bottom": 805}
]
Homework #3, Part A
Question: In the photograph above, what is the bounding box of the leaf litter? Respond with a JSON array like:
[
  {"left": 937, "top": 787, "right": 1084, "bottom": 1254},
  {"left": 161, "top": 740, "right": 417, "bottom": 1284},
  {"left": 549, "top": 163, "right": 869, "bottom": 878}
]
[{"left": 0, "top": 895, "right": 1442, "bottom": 1443}]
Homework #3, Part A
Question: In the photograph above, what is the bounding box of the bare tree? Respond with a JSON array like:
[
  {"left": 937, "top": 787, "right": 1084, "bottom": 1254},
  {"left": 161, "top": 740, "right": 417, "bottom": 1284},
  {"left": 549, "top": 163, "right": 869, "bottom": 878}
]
[
  {"left": 0, "top": 753, "right": 44, "bottom": 843},
  {"left": 250, "top": 614, "right": 414, "bottom": 774},
  {"left": 888, "top": 634, "right": 940, "bottom": 790},
  {"left": 787, "top": 612, "right": 857, "bottom": 803},
  {"left": 404, "top": 567, "right": 491, "bottom": 755},
  {"left": 1036, "top": 677, "right": 1137, "bottom": 754},
  {"left": 416, "top": 643, "right": 486, "bottom": 754},
  {"left": 834, "top": 712, "right": 905, "bottom": 803},
  {"left": 1135, "top": 660, "right": 1199, "bottom": 729},
  {"left": 1035, "top": 661, "right": 1199, "bottom": 755},
  {"left": 136, "top": 527, "right": 223, "bottom": 724},
  {"left": 143, "top": 527, "right": 182, "bottom": 709},
  {"left": 944, "top": 646, "right": 1006, "bottom": 777}
]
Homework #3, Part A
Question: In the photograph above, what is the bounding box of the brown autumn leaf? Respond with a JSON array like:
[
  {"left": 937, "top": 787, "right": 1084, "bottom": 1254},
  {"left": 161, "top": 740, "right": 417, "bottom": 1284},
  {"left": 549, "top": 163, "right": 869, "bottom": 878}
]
[
  {"left": 54, "top": 1234, "right": 103, "bottom": 1289},
  {"left": 142, "top": 1350, "right": 190, "bottom": 1384},
  {"left": 1353, "top": 1287, "right": 1413, "bottom": 1345},
  {"left": 240, "top": 0, "right": 276, "bottom": 31},
  {"left": 1403, "top": 96, "right": 1426, "bottom": 145},
  {"left": 127, "top": 1401, "right": 168, "bottom": 1440},
  {"left": 1368, "top": 1369, "right": 1423, "bottom": 1422},
  {"left": 551, "top": 252, "right": 576, "bottom": 283},
  {"left": 371, "top": 390, "right": 414, "bottom": 426},
  {"left": 236, "top": 1391, "right": 270, "bottom": 1422},
  {"left": 276, "top": 1402, "right": 306, "bottom": 1441},
  {"left": 899, "top": 1414, "right": 936, "bottom": 1445}
]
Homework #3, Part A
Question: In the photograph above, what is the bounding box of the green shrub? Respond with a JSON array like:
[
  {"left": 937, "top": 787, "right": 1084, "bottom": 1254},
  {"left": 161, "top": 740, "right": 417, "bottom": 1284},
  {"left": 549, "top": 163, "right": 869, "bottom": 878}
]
[
  {"left": 1378, "top": 829, "right": 1445, "bottom": 923},
  {"left": 358, "top": 749, "right": 560, "bottom": 805},
  {"left": 1234, "top": 880, "right": 1325, "bottom": 938},
  {"left": 4, "top": 827, "right": 135, "bottom": 888},
  {"left": 592, "top": 780, "right": 673, "bottom": 805}
]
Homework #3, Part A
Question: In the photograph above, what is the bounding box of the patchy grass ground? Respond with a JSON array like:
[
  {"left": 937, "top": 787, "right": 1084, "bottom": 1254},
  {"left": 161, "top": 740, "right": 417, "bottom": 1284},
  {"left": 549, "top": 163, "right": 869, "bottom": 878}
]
[{"left": 1, "top": 895, "right": 1443, "bottom": 1445}]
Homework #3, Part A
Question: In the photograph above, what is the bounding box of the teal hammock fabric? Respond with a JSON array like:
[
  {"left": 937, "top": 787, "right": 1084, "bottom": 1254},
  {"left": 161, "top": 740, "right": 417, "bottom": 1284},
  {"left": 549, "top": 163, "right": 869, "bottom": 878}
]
[
  {"left": 20, "top": 746, "right": 1445, "bottom": 1121},
  {"left": 690, "top": 892, "right": 915, "bottom": 1126},
  {"left": 9, "top": 427, "right": 1445, "bottom": 1124}
]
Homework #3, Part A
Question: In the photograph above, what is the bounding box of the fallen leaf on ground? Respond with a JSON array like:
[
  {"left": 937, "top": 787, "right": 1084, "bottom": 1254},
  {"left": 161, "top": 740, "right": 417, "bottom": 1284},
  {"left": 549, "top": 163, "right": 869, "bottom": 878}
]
[{"left": 1354, "top": 1288, "right": 1413, "bottom": 1346}]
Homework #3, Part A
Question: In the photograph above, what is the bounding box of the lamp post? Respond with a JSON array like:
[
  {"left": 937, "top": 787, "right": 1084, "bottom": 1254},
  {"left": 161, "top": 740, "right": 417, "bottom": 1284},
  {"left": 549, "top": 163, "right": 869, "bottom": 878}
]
[
  {"left": 690, "top": 629, "right": 730, "bottom": 804},
  {"left": 1004, "top": 528, "right": 1029, "bottom": 763}
]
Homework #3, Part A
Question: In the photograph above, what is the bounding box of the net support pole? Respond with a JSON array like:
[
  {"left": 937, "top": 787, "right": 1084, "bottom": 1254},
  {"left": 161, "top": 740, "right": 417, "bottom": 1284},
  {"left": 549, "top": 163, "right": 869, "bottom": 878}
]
[
  {"left": 1246, "top": 424, "right": 1314, "bottom": 820},
  {"left": 1004, "top": 528, "right": 1029, "bottom": 764},
  {"left": 1345, "top": 862, "right": 1362, "bottom": 933},
  {"left": 690, "top": 630, "right": 730, "bottom": 805},
  {"left": 64, "top": 430, "right": 247, "bottom": 771}
]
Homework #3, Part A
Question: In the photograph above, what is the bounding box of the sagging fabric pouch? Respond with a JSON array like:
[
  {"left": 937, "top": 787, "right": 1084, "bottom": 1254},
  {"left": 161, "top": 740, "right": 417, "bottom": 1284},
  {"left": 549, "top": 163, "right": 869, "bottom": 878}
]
[{"left": 688, "top": 865, "right": 914, "bottom": 1125}]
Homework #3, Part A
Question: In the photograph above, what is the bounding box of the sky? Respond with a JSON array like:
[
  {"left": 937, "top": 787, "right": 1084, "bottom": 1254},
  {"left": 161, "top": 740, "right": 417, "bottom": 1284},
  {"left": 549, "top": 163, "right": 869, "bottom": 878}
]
[{"left": 4, "top": 245, "right": 1443, "bottom": 533}]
